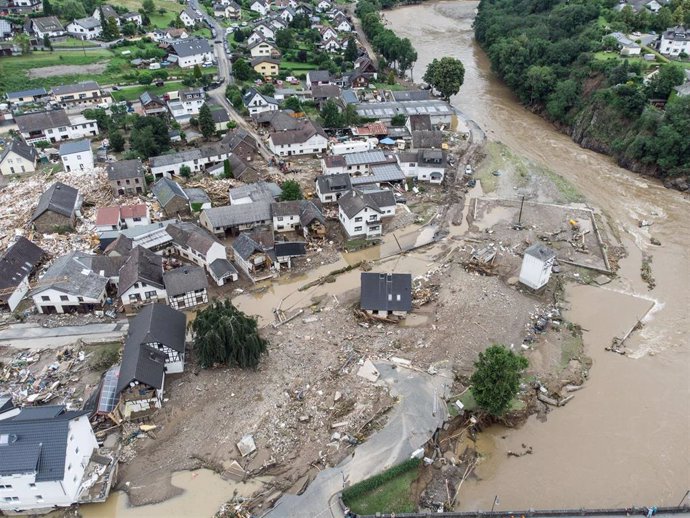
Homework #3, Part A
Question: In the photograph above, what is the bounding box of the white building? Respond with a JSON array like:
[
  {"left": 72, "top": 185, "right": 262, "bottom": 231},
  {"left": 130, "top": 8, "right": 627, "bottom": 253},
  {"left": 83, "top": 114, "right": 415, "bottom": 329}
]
[
  {"left": 31, "top": 16, "right": 65, "bottom": 39},
  {"left": 337, "top": 188, "right": 396, "bottom": 239},
  {"left": 59, "top": 140, "right": 94, "bottom": 173},
  {"left": 330, "top": 139, "right": 376, "bottom": 156},
  {"left": 118, "top": 246, "right": 167, "bottom": 307},
  {"left": 518, "top": 243, "right": 556, "bottom": 290},
  {"left": 31, "top": 251, "right": 108, "bottom": 314},
  {"left": 0, "top": 140, "right": 38, "bottom": 176},
  {"left": 66, "top": 17, "right": 102, "bottom": 40},
  {"left": 660, "top": 26, "right": 690, "bottom": 56},
  {"left": 180, "top": 6, "right": 203, "bottom": 27},
  {"left": 0, "top": 404, "right": 98, "bottom": 514},
  {"left": 268, "top": 120, "right": 328, "bottom": 156},
  {"left": 170, "top": 38, "right": 214, "bottom": 68},
  {"left": 163, "top": 265, "right": 209, "bottom": 310},
  {"left": 243, "top": 88, "right": 279, "bottom": 116},
  {"left": 249, "top": 0, "right": 269, "bottom": 15},
  {"left": 14, "top": 110, "right": 98, "bottom": 145},
  {"left": 179, "top": 87, "right": 205, "bottom": 115}
]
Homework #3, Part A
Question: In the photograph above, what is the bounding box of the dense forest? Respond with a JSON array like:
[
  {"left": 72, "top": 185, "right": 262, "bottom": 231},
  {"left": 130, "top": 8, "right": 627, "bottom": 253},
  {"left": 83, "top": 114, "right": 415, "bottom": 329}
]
[{"left": 474, "top": 0, "right": 690, "bottom": 179}]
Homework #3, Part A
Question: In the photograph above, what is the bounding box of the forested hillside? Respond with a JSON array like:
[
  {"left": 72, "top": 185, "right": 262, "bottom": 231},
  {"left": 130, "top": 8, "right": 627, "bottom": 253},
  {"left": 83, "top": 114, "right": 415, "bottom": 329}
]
[{"left": 474, "top": 0, "right": 690, "bottom": 179}]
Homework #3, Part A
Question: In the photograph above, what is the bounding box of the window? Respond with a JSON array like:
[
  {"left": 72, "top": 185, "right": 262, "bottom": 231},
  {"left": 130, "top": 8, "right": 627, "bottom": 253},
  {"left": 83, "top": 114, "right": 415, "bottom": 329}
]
[
  {"left": 35, "top": 496, "right": 43, "bottom": 502},
  {"left": 0, "top": 484, "right": 13, "bottom": 489},
  {"left": 277, "top": 216, "right": 283, "bottom": 221},
  {"left": 41, "top": 296, "right": 50, "bottom": 302},
  {"left": 4, "top": 497, "right": 19, "bottom": 502},
  {"left": 78, "top": 297, "right": 84, "bottom": 302},
  {"left": 60, "top": 295, "right": 69, "bottom": 301},
  {"left": 76, "top": 154, "right": 81, "bottom": 160},
  {"left": 354, "top": 226, "right": 362, "bottom": 232},
  {"left": 75, "top": 447, "right": 79, "bottom": 454},
  {"left": 354, "top": 217, "right": 362, "bottom": 222},
  {"left": 29, "top": 483, "right": 36, "bottom": 488},
  {"left": 129, "top": 294, "right": 139, "bottom": 301},
  {"left": 67, "top": 463, "right": 72, "bottom": 471},
  {"left": 145, "top": 291, "right": 157, "bottom": 299}
]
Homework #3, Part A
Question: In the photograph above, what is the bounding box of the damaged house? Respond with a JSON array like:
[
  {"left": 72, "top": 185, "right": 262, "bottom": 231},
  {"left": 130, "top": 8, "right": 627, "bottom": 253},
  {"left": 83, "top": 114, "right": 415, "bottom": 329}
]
[
  {"left": 0, "top": 237, "right": 46, "bottom": 311},
  {"left": 114, "top": 303, "right": 186, "bottom": 422},
  {"left": 232, "top": 232, "right": 276, "bottom": 282},
  {"left": 31, "top": 182, "right": 82, "bottom": 234},
  {"left": 271, "top": 199, "right": 325, "bottom": 238},
  {"left": 360, "top": 272, "right": 412, "bottom": 318},
  {"left": 117, "top": 246, "right": 167, "bottom": 308},
  {"left": 31, "top": 251, "right": 109, "bottom": 314},
  {"left": 163, "top": 265, "right": 208, "bottom": 310}
]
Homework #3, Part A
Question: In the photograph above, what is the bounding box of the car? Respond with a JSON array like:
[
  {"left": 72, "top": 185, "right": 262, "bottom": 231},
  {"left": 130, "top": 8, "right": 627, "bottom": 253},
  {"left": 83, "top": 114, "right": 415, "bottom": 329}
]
[
  {"left": 112, "top": 85, "right": 121, "bottom": 91},
  {"left": 465, "top": 164, "right": 472, "bottom": 175}
]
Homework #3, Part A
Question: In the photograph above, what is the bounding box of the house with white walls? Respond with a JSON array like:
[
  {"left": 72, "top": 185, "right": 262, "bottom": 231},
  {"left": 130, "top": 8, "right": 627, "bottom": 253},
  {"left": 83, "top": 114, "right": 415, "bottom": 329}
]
[
  {"left": 0, "top": 237, "right": 45, "bottom": 312},
  {"left": 243, "top": 87, "right": 279, "bottom": 116},
  {"left": 337, "top": 188, "right": 396, "bottom": 239},
  {"left": 117, "top": 246, "right": 167, "bottom": 307},
  {"left": 59, "top": 140, "right": 94, "bottom": 173},
  {"left": 268, "top": 120, "right": 328, "bottom": 156},
  {"left": 0, "top": 404, "right": 98, "bottom": 514},
  {"left": 518, "top": 244, "right": 556, "bottom": 290}
]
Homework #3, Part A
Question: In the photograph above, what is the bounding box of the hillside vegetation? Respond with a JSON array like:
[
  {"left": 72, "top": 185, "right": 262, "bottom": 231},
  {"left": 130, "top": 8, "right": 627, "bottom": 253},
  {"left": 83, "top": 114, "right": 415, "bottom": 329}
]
[{"left": 474, "top": 0, "right": 690, "bottom": 178}]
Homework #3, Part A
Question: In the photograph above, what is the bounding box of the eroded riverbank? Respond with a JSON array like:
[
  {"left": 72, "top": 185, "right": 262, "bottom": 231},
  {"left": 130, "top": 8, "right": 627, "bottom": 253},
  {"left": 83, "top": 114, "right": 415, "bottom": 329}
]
[{"left": 386, "top": 0, "right": 689, "bottom": 510}]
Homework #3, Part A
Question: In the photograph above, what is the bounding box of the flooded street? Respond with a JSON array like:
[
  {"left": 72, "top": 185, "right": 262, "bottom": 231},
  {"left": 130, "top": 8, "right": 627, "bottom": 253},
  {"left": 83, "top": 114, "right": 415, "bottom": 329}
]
[{"left": 387, "top": 1, "right": 689, "bottom": 510}]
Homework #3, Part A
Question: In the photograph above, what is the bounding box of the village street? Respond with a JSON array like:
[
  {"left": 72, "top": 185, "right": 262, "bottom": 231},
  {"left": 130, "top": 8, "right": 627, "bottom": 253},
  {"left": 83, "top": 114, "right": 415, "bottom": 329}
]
[
  {"left": 0, "top": 320, "right": 128, "bottom": 349},
  {"left": 264, "top": 362, "right": 452, "bottom": 518}
]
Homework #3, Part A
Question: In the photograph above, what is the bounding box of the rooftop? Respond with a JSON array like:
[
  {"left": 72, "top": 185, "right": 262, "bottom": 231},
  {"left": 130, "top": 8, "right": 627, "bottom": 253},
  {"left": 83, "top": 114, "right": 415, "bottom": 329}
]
[{"left": 360, "top": 272, "right": 412, "bottom": 313}]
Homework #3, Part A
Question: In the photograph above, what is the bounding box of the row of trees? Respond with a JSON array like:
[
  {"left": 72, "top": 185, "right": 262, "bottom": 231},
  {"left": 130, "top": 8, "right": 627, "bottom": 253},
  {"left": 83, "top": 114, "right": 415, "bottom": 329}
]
[
  {"left": 475, "top": 0, "right": 688, "bottom": 176},
  {"left": 356, "top": 0, "right": 417, "bottom": 76}
]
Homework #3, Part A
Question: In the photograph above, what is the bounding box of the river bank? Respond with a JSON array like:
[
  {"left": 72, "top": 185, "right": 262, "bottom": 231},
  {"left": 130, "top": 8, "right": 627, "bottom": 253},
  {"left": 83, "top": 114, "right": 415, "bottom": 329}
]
[{"left": 385, "top": 0, "right": 689, "bottom": 510}]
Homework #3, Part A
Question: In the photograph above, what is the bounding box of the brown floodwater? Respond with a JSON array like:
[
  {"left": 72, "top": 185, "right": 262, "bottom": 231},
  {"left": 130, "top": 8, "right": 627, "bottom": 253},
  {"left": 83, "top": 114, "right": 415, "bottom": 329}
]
[{"left": 386, "top": 1, "right": 689, "bottom": 510}]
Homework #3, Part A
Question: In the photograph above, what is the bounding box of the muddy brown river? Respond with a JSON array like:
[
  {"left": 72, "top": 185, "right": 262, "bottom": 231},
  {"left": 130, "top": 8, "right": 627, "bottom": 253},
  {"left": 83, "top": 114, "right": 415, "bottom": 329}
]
[{"left": 386, "top": 1, "right": 689, "bottom": 511}]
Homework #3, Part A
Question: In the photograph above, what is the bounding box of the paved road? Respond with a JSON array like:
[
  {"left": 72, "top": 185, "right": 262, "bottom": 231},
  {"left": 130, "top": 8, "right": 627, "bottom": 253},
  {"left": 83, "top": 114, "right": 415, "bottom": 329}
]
[
  {"left": 264, "top": 362, "right": 452, "bottom": 518},
  {"left": 0, "top": 321, "right": 129, "bottom": 349},
  {"left": 188, "top": 0, "right": 275, "bottom": 162}
]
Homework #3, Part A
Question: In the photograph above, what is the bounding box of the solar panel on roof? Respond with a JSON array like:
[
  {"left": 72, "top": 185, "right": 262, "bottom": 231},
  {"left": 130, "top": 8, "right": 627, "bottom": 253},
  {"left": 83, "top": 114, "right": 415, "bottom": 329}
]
[{"left": 97, "top": 365, "right": 120, "bottom": 414}]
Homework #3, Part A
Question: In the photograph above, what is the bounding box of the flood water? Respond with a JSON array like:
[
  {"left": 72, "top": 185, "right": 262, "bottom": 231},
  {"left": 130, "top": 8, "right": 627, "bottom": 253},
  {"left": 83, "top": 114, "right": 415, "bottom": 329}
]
[
  {"left": 386, "top": 1, "right": 689, "bottom": 510},
  {"left": 79, "top": 469, "right": 267, "bottom": 518}
]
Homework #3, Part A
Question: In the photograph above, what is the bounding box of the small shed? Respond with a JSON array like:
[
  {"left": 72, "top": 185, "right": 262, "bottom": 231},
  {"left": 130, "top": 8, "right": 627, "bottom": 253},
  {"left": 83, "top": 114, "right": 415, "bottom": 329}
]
[{"left": 519, "top": 244, "right": 556, "bottom": 290}]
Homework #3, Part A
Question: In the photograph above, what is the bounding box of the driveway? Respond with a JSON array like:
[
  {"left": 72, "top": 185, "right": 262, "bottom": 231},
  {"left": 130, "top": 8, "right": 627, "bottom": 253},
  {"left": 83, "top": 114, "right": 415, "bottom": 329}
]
[
  {"left": 264, "top": 362, "right": 452, "bottom": 518},
  {"left": 0, "top": 321, "right": 129, "bottom": 349}
]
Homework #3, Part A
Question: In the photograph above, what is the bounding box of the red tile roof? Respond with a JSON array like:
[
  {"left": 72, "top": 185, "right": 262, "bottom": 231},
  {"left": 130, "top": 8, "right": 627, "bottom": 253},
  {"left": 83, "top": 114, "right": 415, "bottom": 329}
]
[
  {"left": 120, "top": 204, "right": 148, "bottom": 219},
  {"left": 96, "top": 207, "right": 120, "bottom": 226}
]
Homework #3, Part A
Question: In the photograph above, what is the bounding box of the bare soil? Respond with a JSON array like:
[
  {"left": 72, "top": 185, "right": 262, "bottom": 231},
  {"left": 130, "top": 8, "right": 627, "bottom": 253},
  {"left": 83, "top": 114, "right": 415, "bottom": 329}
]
[{"left": 26, "top": 63, "right": 109, "bottom": 79}]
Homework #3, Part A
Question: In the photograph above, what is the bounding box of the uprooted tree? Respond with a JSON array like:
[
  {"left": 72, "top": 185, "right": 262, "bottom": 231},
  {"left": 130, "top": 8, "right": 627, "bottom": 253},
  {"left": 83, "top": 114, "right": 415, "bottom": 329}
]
[
  {"left": 191, "top": 300, "right": 268, "bottom": 369},
  {"left": 470, "top": 344, "right": 528, "bottom": 416}
]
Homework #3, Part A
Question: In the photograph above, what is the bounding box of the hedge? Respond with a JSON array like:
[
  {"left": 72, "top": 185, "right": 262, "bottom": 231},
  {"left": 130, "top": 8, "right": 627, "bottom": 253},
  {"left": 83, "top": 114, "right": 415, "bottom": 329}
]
[{"left": 341, "top": 457, "right": 421, "bottom": 502}]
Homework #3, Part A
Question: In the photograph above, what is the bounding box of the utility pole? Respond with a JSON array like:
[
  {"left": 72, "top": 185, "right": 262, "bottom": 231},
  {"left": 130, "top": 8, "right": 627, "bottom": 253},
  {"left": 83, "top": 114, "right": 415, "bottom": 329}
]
[{"left": 491, "top": 495, "right": 500, "bottom": 512}]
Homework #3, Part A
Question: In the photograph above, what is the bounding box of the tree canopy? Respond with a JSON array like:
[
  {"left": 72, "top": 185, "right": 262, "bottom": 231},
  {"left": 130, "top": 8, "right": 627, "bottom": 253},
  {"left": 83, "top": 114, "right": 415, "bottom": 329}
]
[
  {"left": 280, "top": 179, "right": 303, "bottom": 201},
  {"left": 191, "top": 300, "right": 268, "bottom": 369},
  {"left": 198, "top": 103, "right": 216, "bottom": 139},
  {"left": 470, "top": 345, "right": 529, "bottom": 417},
  {"left": 423, "top": 57, "right": 465, "bottom": 101}
]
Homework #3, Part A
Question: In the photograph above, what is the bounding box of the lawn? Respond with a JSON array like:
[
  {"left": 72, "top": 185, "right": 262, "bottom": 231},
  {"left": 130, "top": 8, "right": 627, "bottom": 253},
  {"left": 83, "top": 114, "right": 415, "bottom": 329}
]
[
  {"left": 52, "top": 37, "right": 101, "bottom": 48},
  {"left": 374, "top": 81, "right": 405, "bottom": 91},
  {"left": 111, "top": 82, "right": 183, "bottom": 101},
  {"left": 343, "top": 460, "right": 420, "bottom": 515},
  {"left": 280, "top": 60, "right": 318, "bottom": 75}
]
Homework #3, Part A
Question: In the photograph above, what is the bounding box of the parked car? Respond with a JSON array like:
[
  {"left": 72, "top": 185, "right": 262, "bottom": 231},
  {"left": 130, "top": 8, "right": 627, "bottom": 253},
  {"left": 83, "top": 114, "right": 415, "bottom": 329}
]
[{"left": 465, "top": 164, "right": 472, "bottom": 175}]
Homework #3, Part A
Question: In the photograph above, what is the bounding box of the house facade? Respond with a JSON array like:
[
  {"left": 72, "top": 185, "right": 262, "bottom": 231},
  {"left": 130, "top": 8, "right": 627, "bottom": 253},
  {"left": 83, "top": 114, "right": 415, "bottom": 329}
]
[
  {"left": 107, "top": 159, "right": 147, "bottom": 196},
  {"left": 268, "top": 121, "right": 328, "bottom": 156},
  {"left": 251, "top": 57, "right": 280, "bottom": 77},
  {"left": 660, "top": 26, "right": 690, "bottom": 56},
  {"left": 59, "top": 140, "right": 94, "bottom": 173},
  {"left": 31, "top": 182, "right": 81, "bottom": 233},
  {"left": 179, "top": 87, "right": 205, "bottom": 115},
  {"left": 170, "top": 38, "right": 214, "bottom": 68},
  {"left": 337, "top": 188, "right": 396, "bottom": 239},
  {"left": 0, "top": 405, "right": 97, "bottom": 514},
  {"left": 66, "top": 17, "right": 102, "bottom": 40},
  {"left": 118, "top": 246, "right": 167, "bottom": 307},
  {"left": 243, "top": 88, "right": 279, "bottom": 115},
  {"left": 51, "top": 81, "right": 108, "bottom": 108},
  {"left": 164, "top": 266, "right": 209, "bottom": 310},
  {"left": 14, "top": 110, "right": 98, "bottom": 145},
  {"left": 0, "top": 237, "right": 44, "bottom": 311},
  {"left": 0, "top": 139, "right": 38, "bottom": 176},
  {"left": 519, "top": 243, "right": 556, "bottom": 290},
  {"left": 31, "top": 16, "right": 65, "bottom": 38}
]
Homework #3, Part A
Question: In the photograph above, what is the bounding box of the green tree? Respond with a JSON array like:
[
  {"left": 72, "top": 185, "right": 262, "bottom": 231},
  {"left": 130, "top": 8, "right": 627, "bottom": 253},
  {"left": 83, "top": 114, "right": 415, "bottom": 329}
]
[
  {"left": 320, "top": 99, "right": 343, "bottom": 128},
  {"left": 109, "top": 131, "right": 125, "bottom": 152},
  {"left": 225, "top": 85, "right": 244, "bottom": 110},
  {"left": 525, "top": 65, "right": 556, "bottom": 104},
  {"left": 43, "top": 0, "right": 54, "bottom": 15},
  {"left": 193, "top": 64, "right": 202, "bottom": 81},
  {"left": 344, "top": 36, "right": 358, "bottom": 63},
  {"left": 43, "top": 34, "right": 52, "bottom": 51},
  {"left": 646, "top": 64, "right": 685, "bottom": 100},
  {"left": 275, "top": 28, "right": 295, "bottom": 50},
  {"left": 83, "top": 108, "right": 111, "bottom": 131},
  {"left": 386, "top": 70, "right": 396, "bottom": 84},
  {"left": 342, "top": 104, "right": 360, "bottom": 127},
  {"left": 179, "top": 164, "right": 191, "bottom": 177},
  {"left": 396, "top": 38, "right": 417, "bottom": 76},
  {"left": 198, "top": 103, "right": 216, "bottom": 139},
  {"left": 234, "top": 28, "right": 246, "bottom": 43},
  {"left": 130, "top": 115, "right": 170, "bottom": 158},
  {"left": 470, "top": 345, "right": 529, "bottom": 416},
  {"left": 423, "top": 57, "right": 465, "bottom": 101},
  {"left": 280, "top": 179, "right": 303, "bottom": 201},
  {"left": 233, "top": 58, "right": 252, "bottom": 81},
  {"left": 259, "top": 83, "right": 275, "bottom": 96},
  {"left": 142, "top": 0, "right": 155, "bottom": 13},
  {"left": 103, "top": 15, "right": 121, "bottom": 40},
  {"left": 13, "top": 33, "right": 31, "bottom": 54},
  {"left": 223, "top": 158, "right": 233, "bottom": 178},
  {"left": 191, "top": 300, "right": 268, "bottom": 369},
  {"left": 61, "top": 0, "right": 86, "bottom": 20},
  {"left": 282, "top": 95, "right": 302, "bottom": 112},
  {"left": 122, "top": 22, "right": 137, "bottom": 37},
  {"left": 390, "top": 113, "right": 406, "bottom": 126}
]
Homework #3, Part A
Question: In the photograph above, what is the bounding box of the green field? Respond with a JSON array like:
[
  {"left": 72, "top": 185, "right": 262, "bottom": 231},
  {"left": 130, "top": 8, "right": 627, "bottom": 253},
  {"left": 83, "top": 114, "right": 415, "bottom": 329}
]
[
  {"left": 111, "top": 82, "right": 182, "bottom": 101},
  {"left": 52, "top": 37, "right": 102, "bottom": 49},
  {"left": 280, "top": 60, "right": 318, "bottom": 75},
  {"left": 342, "top": 459, "right": 420, "bottom": 515}
]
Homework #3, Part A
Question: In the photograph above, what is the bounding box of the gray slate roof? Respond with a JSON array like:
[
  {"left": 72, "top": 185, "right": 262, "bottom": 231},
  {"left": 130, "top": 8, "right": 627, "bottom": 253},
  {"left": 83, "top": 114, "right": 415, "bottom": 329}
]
[
  {"left": 163, "top": 265, "right": 208, "bottom": 296},
  {"left": 0, "top": 405, "right": 90, "bottom": 482},
  {"left": 0, "top": 139, "right": 38, "bottom": 164},
  {"left": 31, "top": 182, "right": 79, "bottom": 222},
  {"left": 232, "top": 233, "right": 265, "bottom": 260},
  {"left": 165, "top": 221, "right": 221, "bottom": 254},
  {"left": 117, "top": 340, "right": 167, "bottom": 394},
  {"left": 316, "top": 173, "right": 351, "bottom": 194},
  {"left": 229, "top": 181, "right": 281, "bottom": 203},
  {"left": 525, "top": 243, "right": 556, "bottom": 262},
  {"left": 184, "top": 187, "right": 211, "bottom": 206},
  {"left": 6, "top": 88, "right": 47, "bottom": 101},
  {"left": 31, "top": 251, "right": 108, "bottom": 299},
  {"left": 82, "top": 255, "right": 126, "bottom": 278},
  {"left": 0, "top": 237, "right": 45, "bottom": 304},
  {"left": 72, "top": 17, "right": 101, "bottom": 29},
  {"left": 209, "top": 258, "right": 237, "bottom": 279},
  {"left": 118, "top": 246, "right": 164, "bottom": 295},
  {"left": 107, "top": 159, "right": 145, "bottom": 181},
  {"left": 338, "top": 188, "right": 395, "bottom": 218},
  {"left": 412, "top": 130, "right": 443, "bottom": 149},
  {"left": 152, "top": 177, "right": 188, "bottom": 208},
  {"left": 269, "top": 120, "right": 326, "bottom": 146},
  {"left": 51, "top": 81, "right": 100, "bottom": 96},
  {"left": 32, "top": 16, "right": 64, "bottom": 33},
  {"left": 59, "top": 139, "right": 90, "bottom": 156},
  {"left": 274, "top": 241, "right": 306, "bottom": 258},
  {"left": 15, "top": 109, "right": 70, "bottom": 134},
  {"left": 344, "top": 150, "right": 388, "bottom": 166},
  {"left": 171, "top": 38, "right": 212, "bottom": 58},
  {"left": 392, "top": 90, "right": 431, "bottom": 102},
  {"left": 203, "top": 201, "right": 271, "bottom": 228},
  {"left": 360, "top": 272, "right": 412, "bottom": 313}
]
